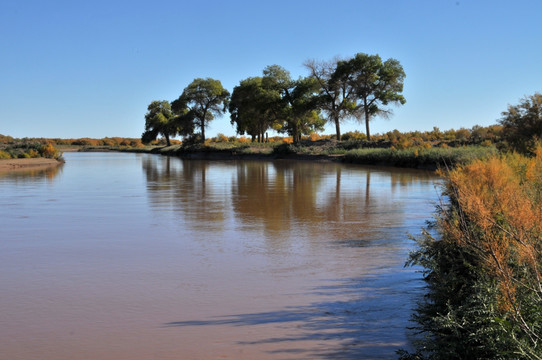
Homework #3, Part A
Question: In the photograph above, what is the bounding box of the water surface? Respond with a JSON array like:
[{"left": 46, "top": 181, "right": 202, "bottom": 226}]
[{"left": 0, "top": 152, "right": 439, "bottom": 359}]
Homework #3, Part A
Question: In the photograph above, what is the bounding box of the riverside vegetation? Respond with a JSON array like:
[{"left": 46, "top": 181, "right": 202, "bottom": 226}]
[
  {"left": 0, "top": 136, "right": 63, "bottom": 161},
  {"left": 399, "top": 93, "right": 542, "bottom": 359},
  {"left": 399, "top": 145, "right": 542, "bottom": 360}
]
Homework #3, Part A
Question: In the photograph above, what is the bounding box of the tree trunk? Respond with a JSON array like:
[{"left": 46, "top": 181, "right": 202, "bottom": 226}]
[
  {"left": 364, "top": 99, "right": 371, "bottom": 141},
  {"left": 200, "top": 119, "right": 205, "bottom": 143},
  {"left": 165, "top": 133, "right": 171, "bottom": 146},
  {"left": 365, "top": 111, "right": 371, "bottom": 141},
  {"left": 335, "top": 117, "right": 341, "bottom": 141}
]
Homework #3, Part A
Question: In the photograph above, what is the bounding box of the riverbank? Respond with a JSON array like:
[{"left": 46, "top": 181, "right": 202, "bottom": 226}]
[
  {"left": 108, "top": 142, "right": 498, "bottom": 170},
  {"left": 0, "top": 158, "right": 63, "bottom": 172}
]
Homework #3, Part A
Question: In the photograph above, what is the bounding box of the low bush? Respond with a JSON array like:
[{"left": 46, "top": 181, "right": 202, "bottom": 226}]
[
  {"left": 39, "top": 143, "right": 61, "bottom": 159},
  {"left": 401, "top": 147, "right": 542, "bottom": 359},
  {"left": 344, "top": 146, "right": 497, "bottom": 168}
]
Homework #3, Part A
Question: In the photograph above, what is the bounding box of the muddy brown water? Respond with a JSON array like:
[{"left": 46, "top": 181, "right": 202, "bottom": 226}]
[{"left": 0, "top": 152, "right": 439, "bottom": 359}]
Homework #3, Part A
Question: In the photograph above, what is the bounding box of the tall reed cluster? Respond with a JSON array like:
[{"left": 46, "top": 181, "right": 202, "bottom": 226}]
[{"left": 402, "top": 146, "right": 542, "bottom": 359}]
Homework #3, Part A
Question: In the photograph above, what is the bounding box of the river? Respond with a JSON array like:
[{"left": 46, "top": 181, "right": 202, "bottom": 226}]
[{"left": 0, "top": 152, "right": 439, "bottom": 359}]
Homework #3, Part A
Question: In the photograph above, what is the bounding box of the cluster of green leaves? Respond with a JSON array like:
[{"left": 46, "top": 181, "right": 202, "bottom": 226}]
[
  {"left": 305, "top": 53, "right": 406, "bottom": 141},
  {"left": 142, "top": 78, "right": 230, "bottom": 146},
  {"left": 229, "top": 64, "right": 325, "bottom": 144},
  {"left": 499, "top": 92, "right": 542, "bottom": 153}
]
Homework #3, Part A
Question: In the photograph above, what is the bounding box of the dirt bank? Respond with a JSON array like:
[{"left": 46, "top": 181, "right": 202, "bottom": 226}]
[{"left": 0, "top": 158, "right": 63, "bottom": 172}]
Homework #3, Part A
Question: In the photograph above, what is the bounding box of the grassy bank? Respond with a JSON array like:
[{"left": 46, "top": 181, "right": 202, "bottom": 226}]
[
  {"left": 1, "top": 133, "right": 501, "bottom": 170},
  {"left": 343, "top": 145, "right": 498, "bottom": 169},
  {"left": 117, "top": 141, "right": 498, "bottom": 170}
]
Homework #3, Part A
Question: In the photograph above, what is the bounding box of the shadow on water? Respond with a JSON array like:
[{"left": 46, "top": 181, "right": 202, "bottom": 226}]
[{"left": 164, "top": 272, "right": 422, "bottom": 359}]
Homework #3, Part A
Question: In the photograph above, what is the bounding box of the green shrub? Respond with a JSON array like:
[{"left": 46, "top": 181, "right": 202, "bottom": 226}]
[
  {"left": 0, "top": 150, "right": 11, "bottom": 159},
  {"left": 344, "top": 146, "right": 497, "bottom": 168}
]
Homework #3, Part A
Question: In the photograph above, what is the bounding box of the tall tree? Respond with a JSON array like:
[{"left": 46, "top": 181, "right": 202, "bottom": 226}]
[
  {"left": 262, "top": 65, "right": 324, "bottom": 144},
  {"left": 304, "top": 58, "right": 356, "bottom": 140},
  {"left": 335, "top": 53, "right": 406, "bottom": 140},
  {"left": 141, "top": 100, "right": 177, "bottom": 146},
  {"left": 499, "top": 92, "right": 542, "bottom": 153},
  {"left": 229, "top": 77, "right": 278, "bottom": 142},
  {"left": 172, "top": 78, "right": 230, "bottom": 142}
]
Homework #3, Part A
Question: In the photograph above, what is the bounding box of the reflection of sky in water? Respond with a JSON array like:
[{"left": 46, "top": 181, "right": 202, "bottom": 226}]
[{"left": 0, "top": 152, "right": 440, "bottom": 360}]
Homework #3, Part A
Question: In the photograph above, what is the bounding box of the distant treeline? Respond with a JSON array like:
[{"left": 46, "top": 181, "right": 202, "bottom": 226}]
[
  {"left": 0, "top": 124, "right": 503, "bottom": 150},
  {"left": 0, "top": 135, "right": 148, "bottom": 148}
]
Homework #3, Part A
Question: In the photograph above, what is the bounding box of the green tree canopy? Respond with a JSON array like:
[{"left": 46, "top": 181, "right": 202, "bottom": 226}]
[
  {"left": 229, "top": 76, "right": 279, "bottom": 142},
  {"left": 499, "top": 92, "right": 542, "bottom": 153},
  {"left": 335, "top": 53, "right": 406, "bottom": 141},
  {"left": 262, "top": 65, "right": 324, "bottom": 144},
  {"left": 141, "top": 100, "right": 176, "bottom": 146},
  {"left": 172, "top": 78, "right": 230, "bottom": 142},
  {"left": 305, "top": 58, "right": 357, "bottom": 140}
]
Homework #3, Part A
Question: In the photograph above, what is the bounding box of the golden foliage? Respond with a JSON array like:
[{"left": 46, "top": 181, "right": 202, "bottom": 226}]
[
  {"left": 309, "top": 132, "right": 321, "bottom": 141},
  {"left": 282, "top": 136, "right": 293, "bottom": 144},
  {"left": 39, "top": 143, "right": 60, "bottom": 159},
  {"left": 441, "top": 146, "right": 542, "bottom": 333}
]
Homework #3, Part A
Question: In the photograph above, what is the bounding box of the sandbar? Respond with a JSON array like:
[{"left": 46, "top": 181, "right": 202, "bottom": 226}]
[{"left": 0, "top": 158, "right": 62, "bottom": 172}]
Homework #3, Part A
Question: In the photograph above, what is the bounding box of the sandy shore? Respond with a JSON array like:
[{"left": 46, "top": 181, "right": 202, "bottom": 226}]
[{"left": 0, "top": 158, "right": 63, "bottom": 172}]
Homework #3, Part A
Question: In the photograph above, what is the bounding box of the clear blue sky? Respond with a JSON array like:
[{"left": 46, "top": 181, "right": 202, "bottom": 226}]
[{"left": 1, "top": 0, "right": 541, "bottom": 139}]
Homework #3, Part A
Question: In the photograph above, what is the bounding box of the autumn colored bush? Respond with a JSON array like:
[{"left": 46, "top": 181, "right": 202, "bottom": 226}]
[
  {"left": 309, "top": 132, "right": 321, "bottom": 141},
  {"left": 341, "top": 130, "right": 367, "bottom": 141},
  {"left": 282, "top": 136, "right": 293, "bottom": 144},
  {"left": 39, "top": 143, "right": 61, "bottom": 159},
  {"left": 403, "top": 146, "right": 542, "bottom": 359}
]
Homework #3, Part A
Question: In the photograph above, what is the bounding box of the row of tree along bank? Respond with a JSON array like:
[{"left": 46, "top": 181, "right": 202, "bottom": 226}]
[
  {"left": 142, "top": 53, "right": 406, "bottom": 145},
  {"left": 140, "top": 87, "right": 540, "bottom": 168}
]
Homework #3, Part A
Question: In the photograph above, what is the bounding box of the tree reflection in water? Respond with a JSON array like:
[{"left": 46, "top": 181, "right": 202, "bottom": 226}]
[{"left": 142, "top": 156, "right": 436, "bottom": 248}]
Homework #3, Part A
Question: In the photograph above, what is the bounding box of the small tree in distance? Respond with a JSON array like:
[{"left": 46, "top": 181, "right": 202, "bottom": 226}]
[
  {"left": 141, "top": 100, "right": 176, "bottom": 146},
  {"left": 262, "top": 65, "right": 324, "bottom": 144},
  {"left": 334, "top": 53, "right": 406, "bottom": 141},
  {"left": 172, "top": 78, "right": 230, "bottom": 143},
  {"left": 229, "top": 76, "right": 277, "bottom": 142},
  {"left": 499, "top": 92, "right": 542, "bottom": 153},
  {"left": 304, "top": 58, "right": 357, "bottom": 141}
]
